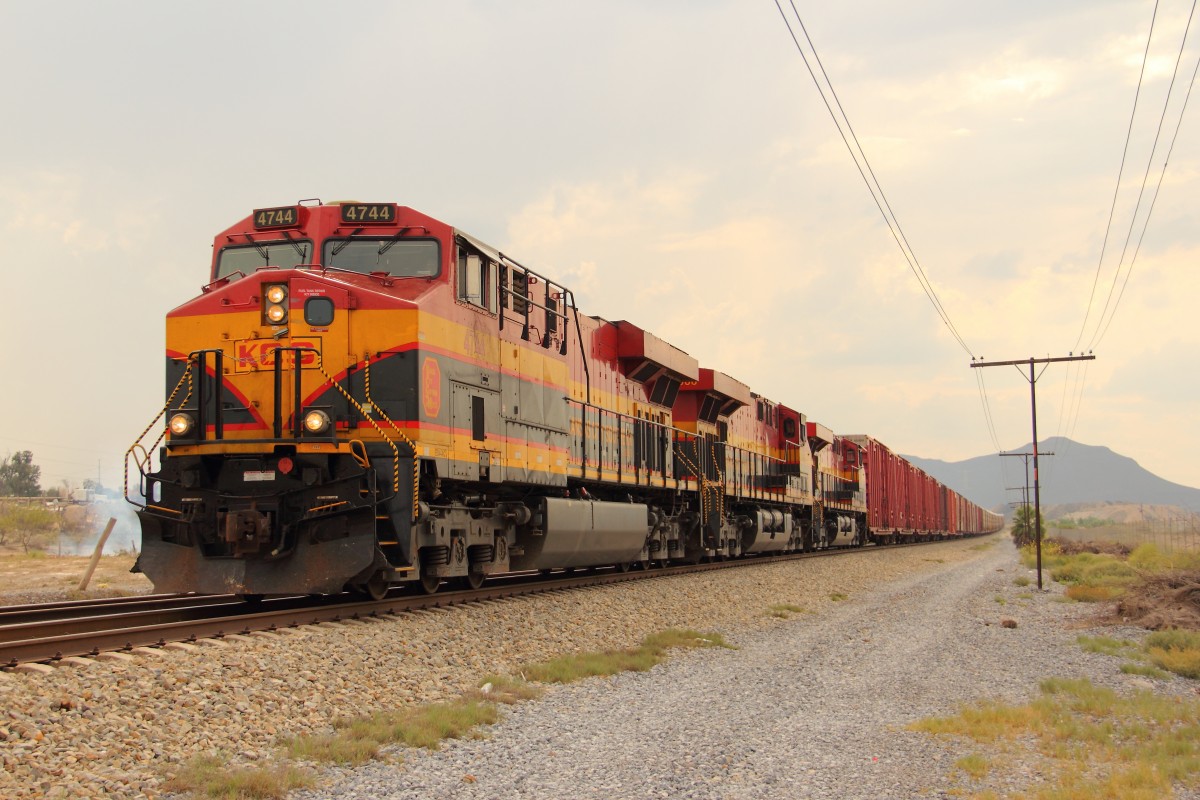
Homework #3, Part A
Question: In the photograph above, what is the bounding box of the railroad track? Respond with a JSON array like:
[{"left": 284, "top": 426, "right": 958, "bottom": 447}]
[{"left": 0, "top": 540, "right": 946, "bottom": 668}]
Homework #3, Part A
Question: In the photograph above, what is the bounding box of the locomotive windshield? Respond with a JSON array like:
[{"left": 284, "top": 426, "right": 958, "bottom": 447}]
[
  {"left": 216, "top": 240, "right": 313, "bottom": 279},
  {"left": 322, "top": 238, "right": 440, "bottom": 278}
]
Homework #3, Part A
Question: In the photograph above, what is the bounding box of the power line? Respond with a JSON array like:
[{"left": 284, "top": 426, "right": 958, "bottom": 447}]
[
  {"left": 1073, "top": 0, "right": 1161, "bottom": 353},
  {"left": 1063, "top": 0, "right": 1196, "bottom": 445},
  {"left": 1066, "top": 357, "right": 1093, "bottom": 444},
  {"left": 974, "top": 367, "right": 1002, "bottom": 452},
  {"left": 773, "top": 1, "right": 975, "bottom": 357},
  {"left": 1090, "top": 0, "right": 1200, "bottom": 350}
]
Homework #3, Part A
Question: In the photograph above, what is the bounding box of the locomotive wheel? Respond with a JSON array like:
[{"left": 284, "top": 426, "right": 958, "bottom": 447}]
[
  {"left": 419, "top": 573, "right": 441, "bottom": 594},
  {"left": 464, "top": 570, "right": 486, "bottom": 590},
  {"left": 363, "top": 571, "right": 389, "bottom": 601},
  {"left": 616, "top": 562, "right": 632, "bottom": 573}
]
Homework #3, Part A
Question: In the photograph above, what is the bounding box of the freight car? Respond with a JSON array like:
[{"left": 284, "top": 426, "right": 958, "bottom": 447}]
[{"left": 126, "top": 200, "right": 1002, "bottom": 598}]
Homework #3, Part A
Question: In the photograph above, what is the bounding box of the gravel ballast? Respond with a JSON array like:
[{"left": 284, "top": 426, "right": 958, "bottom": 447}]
[
  {"left": 291, "top": 541, "right": 1198, "bottom": 800},
  {"left": 1, "top": 535, "right": 1194, "bottom": 799}
]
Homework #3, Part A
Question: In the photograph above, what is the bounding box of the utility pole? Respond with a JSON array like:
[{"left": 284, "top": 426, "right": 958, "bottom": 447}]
[{"left": 972, "top": 355, "right": 1094, "bottom": 590}]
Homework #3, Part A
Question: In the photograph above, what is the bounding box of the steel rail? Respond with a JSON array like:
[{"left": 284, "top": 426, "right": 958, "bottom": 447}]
[
  {"left": 0, "top": 594, "right": 234, "bottom": 626},
  {"left": 0, "top": 536, "right": 973, "bottom": 668}
]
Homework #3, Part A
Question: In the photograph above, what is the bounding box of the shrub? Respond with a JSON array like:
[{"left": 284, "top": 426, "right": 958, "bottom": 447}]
[
  {"left": 1128, "top": 543, "right": 1172, "bottom": 572},
  {"left": 1065, "top": 584, "right": 1125, "bottom": 602},
  {"left": 1145, "top": 629, "right": 1200, "bottom": 679}
]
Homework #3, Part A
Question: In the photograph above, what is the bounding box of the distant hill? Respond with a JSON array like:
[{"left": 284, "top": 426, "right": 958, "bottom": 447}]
[{"left": 901, "top": 436, "right": 1200, "bottom": 514}]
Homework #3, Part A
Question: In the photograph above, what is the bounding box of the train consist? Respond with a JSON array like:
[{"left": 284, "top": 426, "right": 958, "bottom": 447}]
[{"left": 127, "top": 201, "right": 1002, "bottom": 598}]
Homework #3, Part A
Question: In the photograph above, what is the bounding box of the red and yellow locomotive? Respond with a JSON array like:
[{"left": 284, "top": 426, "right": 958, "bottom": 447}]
[{"left": 127, "top": 200, "right": 1000, "bottom": 598}]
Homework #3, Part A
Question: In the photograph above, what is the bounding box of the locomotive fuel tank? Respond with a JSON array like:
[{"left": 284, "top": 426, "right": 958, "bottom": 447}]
[
  {"left": 509, "top": 497, "right": 649, "bottom": 570},
  {"left": 826, "top": 514, "right": 859, "bottom": 548},
  {"left": 741, "top": 508, "right": 793, "bottom": 554}
]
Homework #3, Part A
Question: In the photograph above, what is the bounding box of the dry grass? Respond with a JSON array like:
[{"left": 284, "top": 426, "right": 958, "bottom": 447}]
[
  {"left": 1066, "top": 584, "right": 1125, "bottom": 602},
  {"left": 1120, "top": 662, "right": 1172, "bottom": 680},
  {"left": 1077, "top": 631, "right": 1200, "bottom": 682},
  {"left": 471, "top": 674, "right": 545, "bottom": 704},
  {"left": 1024, "top": 542, "right": 1200, "bottom": 637},
  {"left": 519, "top": 628, "right": 733, "bottom": 684},
  {"left": 1145, "top": 629, "right": 1200, "bottom": 679},
  {"left": 285, "top": 698, "right": 500, "bottom": 764},
  {"left": 0, "top": 549, "right": 152, "bottom": 602},
  {"left": 954, "top": 753, "right": 990, "bottom": 779},
  {"left": 767, "top": 603, "right": 807, "bottom": 619},
  {"left": 164, "top": 753, "right": 313, "bottom": 799},
  {"left": 911, "top": 677, "right": 1200, "bottom": 798}
]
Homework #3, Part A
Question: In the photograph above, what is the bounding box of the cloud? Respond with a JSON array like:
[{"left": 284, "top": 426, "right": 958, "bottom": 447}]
[{"left": 964, "top": 55, "right": 1067, "bottom": 104}]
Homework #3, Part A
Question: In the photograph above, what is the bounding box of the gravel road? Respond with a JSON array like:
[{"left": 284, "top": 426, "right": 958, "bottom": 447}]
[{"left": 289, "top": 540, "right": 1197, "bottom": 800}]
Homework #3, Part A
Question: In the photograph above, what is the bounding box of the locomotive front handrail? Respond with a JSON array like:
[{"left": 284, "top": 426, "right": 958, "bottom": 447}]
[
  {"left": 193, "top": 349, "right": 225, "bottom": 441},
  {"left": 124, "top": 361, "right": 195, "bottom": 510},
  {"left": 271, "top": 346, "right": 315, "bottom": 439}
]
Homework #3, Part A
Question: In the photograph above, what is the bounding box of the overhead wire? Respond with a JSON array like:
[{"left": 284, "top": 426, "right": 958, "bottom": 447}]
[
  {"left": 974, "top": 367, "right": 1003, "bottom": 453},
  {"left": 772, "top": 2, "right": 1017, "bottom": 467},
  {"left": 773, "top": 0, "right": 975, "bottom": 358},
  {"left": 1061, "top": 0, "right": 1196, "bottom": 450},
  {"left": 1089, "top": 0, "right": 1200, "bottom": 350},
  {"left": 1058, "top": 0, "right": 1159, "bottom": 454},
  {"left": 1071, "top": 0, "right": 1161, "bottom": 354},
  {"left": 1066, "top": 358, "right": 1093, "bottom": 443},
  {"left": 1046, "top": 358, "right": 1079, "bottom": 484}
]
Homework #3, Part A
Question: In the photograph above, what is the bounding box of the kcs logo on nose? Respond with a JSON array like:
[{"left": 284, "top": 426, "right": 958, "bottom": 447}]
[{"left": 233, "top": 338, "right": 321, "bottom": 372}]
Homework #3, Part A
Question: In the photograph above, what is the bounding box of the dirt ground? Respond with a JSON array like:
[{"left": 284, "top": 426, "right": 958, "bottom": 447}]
[
  {"left": 0, "top": 549, "right": 153, "bottom": 604},
  {"left": 1115, "top": 571, "right": 1200, "bottom": 630}
]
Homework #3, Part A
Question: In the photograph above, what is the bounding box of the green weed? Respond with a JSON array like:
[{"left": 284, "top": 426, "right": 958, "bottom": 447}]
[
  {"left": 164, "top": 753, "right": 313, "bottom": 799},
  {"left": 1145, "top": 629, "right": 1200, "bottom": 679},
  {"left": 954, "top": 752, "right": 990, "bottom": 779},
  {"left": 520, "top": 629, "right": 733, "bottom": 684},
  {"left": 912, "top": 677, "right": 1200, "bottom": 798},
  {"left": 767, "top": 603, "right": 806, "bottom": 619}
]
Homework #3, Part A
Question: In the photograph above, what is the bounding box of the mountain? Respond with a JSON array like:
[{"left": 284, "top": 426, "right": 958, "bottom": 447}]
[{"left": 901, "top": 436, "right": 1200, "bottom": 514}]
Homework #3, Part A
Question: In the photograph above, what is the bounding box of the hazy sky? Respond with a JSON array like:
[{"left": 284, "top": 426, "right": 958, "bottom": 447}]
[{"left": 2, "top": 0, "right": 1197, "bottom": 507}]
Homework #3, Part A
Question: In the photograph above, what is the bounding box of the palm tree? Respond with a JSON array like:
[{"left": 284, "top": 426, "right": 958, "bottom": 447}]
[{"left": 1011, "top": 505, "right": 1044, "bottom": 548}]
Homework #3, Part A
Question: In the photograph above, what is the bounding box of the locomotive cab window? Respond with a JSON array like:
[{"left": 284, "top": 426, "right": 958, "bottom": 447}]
[
  {"left": 321, "top": 238, "right": 440, "bottom": 278},
  {"left": 458, "top": 251, "right": 497, "bottom": 313},
  {"left": 304, "top": 297, "right": 335, "bottom": 327},
  {"left": 216, "top": 240, "right": 313, "bottom": 279}
]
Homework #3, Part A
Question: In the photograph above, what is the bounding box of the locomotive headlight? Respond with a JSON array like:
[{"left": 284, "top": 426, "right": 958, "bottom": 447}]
[
  {"left": 303, "top": 409, "right": 331, "bottom": 434},
  {"left": 263, "top": 284, "right": 289, "bottom": 325},
  {"left": 168, "top": 413, "right": 195, "bottom": 437}
]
